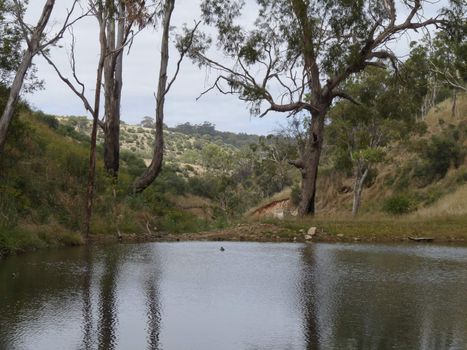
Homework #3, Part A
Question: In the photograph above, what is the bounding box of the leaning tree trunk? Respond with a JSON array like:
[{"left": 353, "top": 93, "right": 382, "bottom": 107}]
[
  {"left": 132, "top": 0, "right": 174, "bottom": 193},
  {"left": 0, "top": 51, "right": 34, "bottom": 154},
  {"left": 352, "top": 165, "right": 369, "bottom": 217},
  {"left": 0, "top": 0, "right": 55, "bottom": 154},
  {"left": 297, "top": 111, "right": 326, "bottom": 216}
]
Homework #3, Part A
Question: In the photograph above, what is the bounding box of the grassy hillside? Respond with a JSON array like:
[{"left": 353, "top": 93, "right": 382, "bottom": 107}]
[
  {"left": 252, "top": 94, "right": 467, "bottom": 223},
  {"left": 0, "top": 110, "right": 227, "bottom": 257},
  {"left": 58, "top": 116, "right": 242, "bottom": 165},
  {"left": 1, "top": 94, "right": 466, "bottom": 257}
]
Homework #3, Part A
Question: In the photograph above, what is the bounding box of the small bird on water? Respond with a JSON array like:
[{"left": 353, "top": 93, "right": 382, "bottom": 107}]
[
  {"left": 220, "top": 247, "right": 225, "bottom": 252},
  {"left": 11, "top": 273, "right": 17, "bottom": 279}
]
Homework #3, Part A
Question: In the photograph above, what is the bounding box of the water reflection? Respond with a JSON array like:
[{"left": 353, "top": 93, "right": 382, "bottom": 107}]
[
  {"left": 81, "top": 247, "right": 94, "bottom": 350},
  {"left": 300, "top": 244, "right": 467, "bottom": 350},
  {"left": 145, "top": 272, "right": 161, "bottom": 350},
  {"left": 97, "top": 250, "right": 120, "bottom": 350},
  {"left": 1, "top": 242, "right": 467, "bottom": 349}
]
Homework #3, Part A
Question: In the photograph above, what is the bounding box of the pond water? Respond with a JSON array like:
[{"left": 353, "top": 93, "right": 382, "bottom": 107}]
[{"left": 1, "top": 242, "right": 467, "bottom": 350}]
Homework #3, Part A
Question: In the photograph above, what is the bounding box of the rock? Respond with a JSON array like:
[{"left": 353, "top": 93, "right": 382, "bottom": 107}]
[
  {"left": 337, "top": 233, "right": 344, "bottom": 238},
  {"left": 304, "top": 234, "right": 313, "bottom": 240},
  {"left": 299, "top": 229, "right": 305, "bottom": 233},
  {"left": 293, "top": 236, "right": 297, "bottom": 242},
  {"left": 307, "top": 227, "right": 317, "bottom": 237}
]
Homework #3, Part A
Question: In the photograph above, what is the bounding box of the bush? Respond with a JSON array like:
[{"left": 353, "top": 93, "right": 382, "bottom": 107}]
[
  {"left": 422, "top": 135, "right": 463, "bottom": 180},
  {"left": 36, "top": 112, "right": 59, "bottom": 129},
  {"left": 383, "top": 194, "right": 413, "bottom": 215},
  {"left": 290, "top": 184, "right": 301, "bottom": 206}
]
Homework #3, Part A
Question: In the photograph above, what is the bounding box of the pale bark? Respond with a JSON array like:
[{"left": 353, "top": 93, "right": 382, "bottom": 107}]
[
  {"left": 132, "top": 0, "right": 175, "bottom": 193},
  {"left": 103, "top": 1, "right": 125, "bottom": 177},
  {"left": 43, "top": 2, "right": 106, "bottom": 236},
  {"left": 85, "top": 9, "right": 107, "bottom": 236},
  {"left": 0, "top": 0, "right": 55, "bottom": 154},
  {"left": 352, "top": 166, "right": 369, "bottom": 217}
]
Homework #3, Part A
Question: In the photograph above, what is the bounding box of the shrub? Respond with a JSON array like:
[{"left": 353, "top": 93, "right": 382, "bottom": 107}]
[
  {"left": 383, "top": 194, "right": 413, "bottom": 215},
  {"left": 36, "top": 112, "right": 59, "bottom": 129},
  {"left": 422, "top": 135, "right": 463, "bottom": 180},
  {"left": 290, "top": 184, "right": 301, "bottom": 206}
]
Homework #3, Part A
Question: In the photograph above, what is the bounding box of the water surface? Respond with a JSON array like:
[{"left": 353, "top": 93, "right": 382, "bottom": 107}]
[{"left": 1, "top": 242, "right": 467, "bottom": 349}]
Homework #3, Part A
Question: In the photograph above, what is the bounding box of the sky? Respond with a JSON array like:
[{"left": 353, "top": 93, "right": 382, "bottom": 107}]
[{"left": 23, "top": 0, "right": 446, "bottom": 135}]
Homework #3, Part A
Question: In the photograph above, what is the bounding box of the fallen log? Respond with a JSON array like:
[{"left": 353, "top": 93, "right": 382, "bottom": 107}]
[{"left": 408, "top": 236, "right": 434, "bottom": 242}]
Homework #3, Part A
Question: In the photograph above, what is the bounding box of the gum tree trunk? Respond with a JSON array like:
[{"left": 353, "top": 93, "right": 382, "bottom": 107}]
[
  {"left": 352, "top": 165, "right": 369, "bottom": 217},
  {"left": 132, "top": 0, "right": 174, "bottom": 193},
  {"left": 0, "top": 0, "right": 55, "bottom": 154},
  {"left": 297, "top": 111, "right": 326, "bottom": 216},
  {"left": 102, "top": 2, "right": 125, "bottom": 177}
]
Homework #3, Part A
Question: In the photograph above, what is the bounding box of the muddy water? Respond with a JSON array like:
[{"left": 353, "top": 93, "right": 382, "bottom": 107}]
[{"left": 1, "top": 242, "right": 467, "bottom": 349}]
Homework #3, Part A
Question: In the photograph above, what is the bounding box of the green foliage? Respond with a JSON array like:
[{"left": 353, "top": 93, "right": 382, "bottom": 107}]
[
  {"left": 415, "top": 134, "right": 464, "bottom": 185},
  {"left": 170, "top": 121, "right": 259, "bottom": 148},
  {"left": 383, "top": 194, "right": 414, "bottom": 215},
  {"left": 290, "top": 184, "right": 301, "bottom": 206}
]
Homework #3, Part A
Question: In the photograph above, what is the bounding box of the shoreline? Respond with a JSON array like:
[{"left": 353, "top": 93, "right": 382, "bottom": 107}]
[{"left": 2, "top": 219, "right": 467, "bottom": 260}]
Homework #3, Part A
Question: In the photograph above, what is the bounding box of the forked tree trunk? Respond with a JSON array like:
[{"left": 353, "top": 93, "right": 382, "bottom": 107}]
[
  {"left": 132, "top": 0, "right": 174, "bottom": 193},
  {"left": 0, "top": 0, "right": 55, "bottom": 154},
  {"left": 352, "top": 166, "right": 369, "bottom": 217},
  {"left": 297, "top": 111, "right": 326, "bottom": 216},
  {"left": 102, "top": 2, "right": 125, "bottom": 177}
]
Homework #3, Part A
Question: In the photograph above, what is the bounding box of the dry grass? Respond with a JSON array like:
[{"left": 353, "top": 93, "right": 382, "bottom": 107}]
[
  {"left": 414, "top": 183, "right": 467, "bottom": 218},
  {"left": 246, "top": 187, "right": 292, "bottom": 216},
  {"left": 424, "top": 93, "right": 467, "bottom": 135}
]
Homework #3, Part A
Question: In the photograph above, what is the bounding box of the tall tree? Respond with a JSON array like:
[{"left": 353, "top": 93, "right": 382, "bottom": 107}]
[
  {"left": 43, "top": 0, "right": 107, "bottom": 235},
  {"left": 428, "top": 1, "right": 466, "bottom": 116},
  {"left": 329, "top": 68, "right": 416, "bottom": 216},
  {"left": 0, "top": 0, "right": 81, "bottom": 154},
  {"left": 132, "top": 0, "right": 199, "bottom": 192},
  {"left": 101, "top": 0, "right": 149, "bottom": 177},
  {"left": 194, "top": 0, "right": 444, "bottom": 215}
]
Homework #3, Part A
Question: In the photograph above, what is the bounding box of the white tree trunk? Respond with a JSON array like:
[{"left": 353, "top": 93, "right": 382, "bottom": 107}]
[
  {"left": 0, "top": 0, "right": 55, "bottom": 153},
  {"left": 352, "top": 166, "right": 369, "bottom": 217}
]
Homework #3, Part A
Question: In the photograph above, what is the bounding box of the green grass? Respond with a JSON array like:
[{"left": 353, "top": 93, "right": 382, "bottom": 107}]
[
  {"left": 0, "top": 226, "right": 84, "bottom": 258},
  {"left": 262, "top": 215, "right": 467, "bottom": 242}
]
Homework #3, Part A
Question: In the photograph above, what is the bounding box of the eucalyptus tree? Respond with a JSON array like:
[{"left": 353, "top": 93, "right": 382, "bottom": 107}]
[
  {"left": 132, "top": 0, "right": 200, "bottom": 193},
  {"left": 428, "top": 1, "right": 466, "bottom": 116},
  {"left": 0, "top": 0, "right": 82, "bottom": 154},
  {"left": 193, "top": 0, "right": 444, "bottom": 215},
  {"left": 43, "top": 0, "right": 107, "bottom": 235},
  {"left": 100, "top": 0, "right": 151, "bottom": 177},
  {"left": 329, "top": 68, "right": 416, "bottom": 216}
]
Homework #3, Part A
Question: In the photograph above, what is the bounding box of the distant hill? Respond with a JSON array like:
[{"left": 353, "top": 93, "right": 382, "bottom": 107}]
[
  {"left": 167, "top": 122, "right": 260, "bottom": 148},
  {"left": 57, "top": 117, "right": 252, "bottom": 168}
]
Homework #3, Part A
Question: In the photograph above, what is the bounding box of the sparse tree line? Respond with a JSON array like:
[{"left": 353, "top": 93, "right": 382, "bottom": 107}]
[{"left": 0, "top": 0, "right": 465, "bottom": 235}]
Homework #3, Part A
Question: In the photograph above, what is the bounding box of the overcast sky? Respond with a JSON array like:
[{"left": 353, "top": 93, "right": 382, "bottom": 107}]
[{"left": 24, "top": 0, "right": 446, "bottom": 135}]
